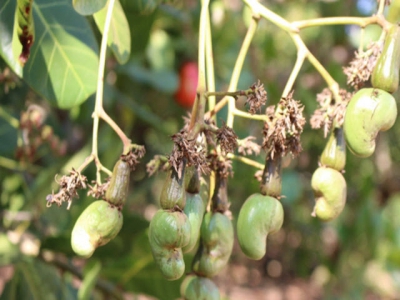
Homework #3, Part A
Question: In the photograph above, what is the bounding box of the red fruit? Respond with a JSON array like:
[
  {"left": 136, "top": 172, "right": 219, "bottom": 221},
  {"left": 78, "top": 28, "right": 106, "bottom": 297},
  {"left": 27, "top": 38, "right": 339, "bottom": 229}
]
[{"left": 175, "top": 62, "right": 198, "bottom": 108}]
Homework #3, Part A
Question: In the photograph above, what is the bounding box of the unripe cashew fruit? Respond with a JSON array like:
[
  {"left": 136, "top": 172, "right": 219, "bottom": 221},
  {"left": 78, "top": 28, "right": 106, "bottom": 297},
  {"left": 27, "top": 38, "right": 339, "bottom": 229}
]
[
  {"left": 192, "top": 212, "right": 234, "bottom": 277},
  {"left": 311, "top": 167, "right": 347, "bottom": 221},
  {"left": 185, "top": 166, "right": 200, "bottom": 194},
  {"left": 343, "top": 88, "right": 397, "bottom": 158},
  {"left": 371, "top": 24, "right": 400, "bottom": 93},
  {"left": 71, "top": 200, "right": 123, "bottom": 258},
  {"left": 320, "top": 127, "right": 346, "bottom": 171},
  {"left": 148, "top": 210, "right": 191, "bottom": 280},
  {"left": 160, "top": 167, "right": 186, "bottom": 210},
  {"left": 183, "top": 193, "right": 206, "bottom": 253},
  {"left": 236, "top": 193, "right": 284, "bottom": 260},
  {"left": 260, "top": 157, "right": 282, "bottom": 198},
  {"left": 105, "top": 159, "right": 130, "bottom": 206},
  {"left": 180, "top": 275, "right": 220, "bottom": 300}
]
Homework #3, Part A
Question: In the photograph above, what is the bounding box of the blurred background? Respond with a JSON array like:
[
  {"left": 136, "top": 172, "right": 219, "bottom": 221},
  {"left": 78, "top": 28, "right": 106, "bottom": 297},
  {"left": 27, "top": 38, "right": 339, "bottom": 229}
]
[{"left": 1, "top": 0, "right": 400, "bottom": 299}]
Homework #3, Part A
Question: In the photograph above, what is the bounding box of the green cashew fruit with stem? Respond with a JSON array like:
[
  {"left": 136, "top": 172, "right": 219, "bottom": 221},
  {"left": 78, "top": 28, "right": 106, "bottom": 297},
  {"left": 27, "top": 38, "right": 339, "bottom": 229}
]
[
  {"left": 105, "top": 159, "right": 131, "bottom": 206},
  {"left": 160, "top": 165, "right": 186, "bottom": 210},
  {"left": 183, "top": 192, "right": 206, "bottom": 253},
  {"left": 320, "top": 127, "right": 346, "bottom": 171},
  {"left": 149, "top": 210, "right": 191, "bottom": 280},
  {"left": 192, "top": 212, "right": 234, "bottom": 277},
  {"left": 180, "top": 274, "right": 220, "bottom": 300},
  {"left": 343, "top": 88, "right": 397, "bottom": 158},
  {"left": 71, "top": 200, "right": 123, "bottom": 258},
  {"left": 311, "top": 167, "right": 347, "bottom": 221},
  {"left": 237, "top": 193, "right": 284, "bottom": 260},
  {"left": 371, "top": 24, "right": 400, "bottom": 93}
]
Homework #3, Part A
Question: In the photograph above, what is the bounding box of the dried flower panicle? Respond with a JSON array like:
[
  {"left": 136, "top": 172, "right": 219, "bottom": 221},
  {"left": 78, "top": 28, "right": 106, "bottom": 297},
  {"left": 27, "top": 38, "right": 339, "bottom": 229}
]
[
  {"left": 146, "top": 155, "right": 169, "bottom": 176},
  {"left": 208, "top": 153, "right": 233, "bottom": 178},
  {"left": 262, "top": 92, "right": 305, "bottom": 159},
  {"left": 310, "top": 88, "right": 352, "bottom": 137},
  {"left": 216, "top": 122, "right": 238, "bottom": 155},
  {"left": 169, "top": 130, "right": 209, "bottom": 174},
  {"left": 121, "top": 146, "right": 146, "bottom": 171},
  {"left": 343, "top": 42, "right": 382, "bottom": 90},
  {"left": 87, "top": 179, "right": 110, "bottom": 199},
  {"left": 246, "top": 80, "right": 267, "bottom": 114},
  {"left": 237, "top": 136, "right": 261, "bottom": 156},
  {"left": 46, "top": 169, "right": 88, "bottom": 209}
]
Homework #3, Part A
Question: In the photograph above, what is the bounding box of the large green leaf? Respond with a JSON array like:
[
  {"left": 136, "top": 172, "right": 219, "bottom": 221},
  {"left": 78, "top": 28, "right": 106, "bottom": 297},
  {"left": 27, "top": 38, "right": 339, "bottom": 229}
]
[
  {"left": 94, "top": 0, "right": 131, "bottom": 64},
  {"left": 73, "top": 0, "right": 107, "bottom": 16},
  {"left": 0, "top": 0, "right": 23, "bottom": 76},
  {"left": 0, "top": 0, "right": 99, "bottom": 109}
]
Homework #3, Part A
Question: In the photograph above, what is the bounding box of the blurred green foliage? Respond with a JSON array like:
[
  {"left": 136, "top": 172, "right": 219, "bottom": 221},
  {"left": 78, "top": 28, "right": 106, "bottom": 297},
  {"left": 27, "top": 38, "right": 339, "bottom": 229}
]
[{"left": 1, "top": 0, "right": 400, "bottom": 299}]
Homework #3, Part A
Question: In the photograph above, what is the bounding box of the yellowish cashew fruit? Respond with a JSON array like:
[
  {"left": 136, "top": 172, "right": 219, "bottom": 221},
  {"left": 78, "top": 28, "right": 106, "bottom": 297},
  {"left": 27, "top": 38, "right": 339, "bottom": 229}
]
[
  {"left": 71, "top": 200, "right": 123, "bottom": 258},
  {"left": 343, "top": 88, "right": 397, "bottom": 158},
  {"left": 311, "top": 167, "right": 347, "bottom": 221}
]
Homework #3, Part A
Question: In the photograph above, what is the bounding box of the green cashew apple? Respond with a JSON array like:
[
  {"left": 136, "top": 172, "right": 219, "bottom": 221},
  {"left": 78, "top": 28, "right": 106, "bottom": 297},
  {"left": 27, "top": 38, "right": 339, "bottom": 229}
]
[
  {"left": 320, "top": 127, "right": 346, "bottom": 171},
  {"left": 71, "top": 200, "right": 123, "bottom": 258},
  {"left": 180, "top": 275, "right": 220, "bottom": 300},
  {"left": 343, "top": 88, "right": 397, "bottom": 158},
  {"left": 149, "top": 210, "right": 191, "bottom": 280},
  {"left": 236, "top": 193, "right": 284, "bottom": 260},
  {"left": 192, "top": 212, "right": 234, "bottom": 277},
  {"left": 183, "top": 193, "right": 206, "bottom": 253},
  {"left": 311, "top": 167, "right": 347, "bottom": 221},
  {"left": 160, "top": 166, "right": 186, "bottom": 210},
  {"left": 105, "top": 159, "right": 131, "bottom": 206},
  {"left": 371, "top": 24, "right": 400, "bottom": 93}
]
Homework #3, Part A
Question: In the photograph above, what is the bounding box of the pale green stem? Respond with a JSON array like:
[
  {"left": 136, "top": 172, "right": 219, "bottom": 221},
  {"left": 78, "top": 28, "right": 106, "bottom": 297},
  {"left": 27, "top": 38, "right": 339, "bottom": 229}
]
[
  {"left": 227, "top": 153, "right": 264, "bottom": 169},
  {"left": 377, "top": 0, "right": 386, "bottom": 15},
  {"left": 281, "top": 46, "right": 307, "bottom": 98},
  {"left": 0, "top": 107, "right": 19, "bottom": 128},
  {"left": 189, "top": 0, "right": 210, "bottom": 136},
  {"left": 243, "top": 0, "right": 298, "bottom": 32},
  {"left": 205, "top": 9, "right": 216, "bottom": 120},
  {"left": 292, "top": 15, "right": 388, "bottom": 29},
  {"left": 226, "top": 14, "right": 260, "bottom": 127},
  {"left": 233, "top": 108, "right": 268, "bottom": 121}
]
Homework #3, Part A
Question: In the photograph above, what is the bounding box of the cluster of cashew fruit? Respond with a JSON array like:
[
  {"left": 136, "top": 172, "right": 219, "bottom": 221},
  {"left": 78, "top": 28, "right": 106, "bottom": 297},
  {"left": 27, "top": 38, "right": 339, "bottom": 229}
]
[
  {"left": 312, "top": 23, "right": 400, "bottom": 221},
  {"left": 71, "top": 159, "right": 130, "bottom": 257},
  {"left": 237, "top": 157, "right": 284, "bottom": 260}
]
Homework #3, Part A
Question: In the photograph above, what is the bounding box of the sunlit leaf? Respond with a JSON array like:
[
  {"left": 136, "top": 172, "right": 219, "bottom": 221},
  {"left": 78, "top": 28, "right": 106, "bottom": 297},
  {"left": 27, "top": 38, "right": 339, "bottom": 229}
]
[
  {"left": 94, "top": 0, "right": 131, "bottom": 64},
  {"left": 73, "top": 0, "right": 107, "bottom": 16},
  {"left": 0, "top": 0, "right": 99, "bottom": 109}
]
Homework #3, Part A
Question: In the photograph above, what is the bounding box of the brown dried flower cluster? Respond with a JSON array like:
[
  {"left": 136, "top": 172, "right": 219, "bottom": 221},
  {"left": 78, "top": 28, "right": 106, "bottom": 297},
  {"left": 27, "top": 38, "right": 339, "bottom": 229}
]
[
  {"left": 262, "top": 92, "right": 305, "bottom": 159},
  {"left": 87, "top": 179, "right": 110, "bottom": 199},
  {"left": 121, "top": 146, "right": 146, "bottom": 171},
  {"left": 146, "top": 155, "right": 169, "bottom": 177},
  {"left": 216, "top": 122, "right": 238, "bottom": 155},
  {"left": 310, "top": 88, "right": 353, "bottom": 137},
  {"left": 208, "top": 153, "right": 233, "bottom": 179},
  {"left": 46, "top": 169, "right": 88, "bottom": 209},
  {"left": 246, "top": 80, "right": 267, "bottom": 114},
  {"left": 169, "top": 130, "right": 209, "bottom": 174},
  {"left": 343, "top": 42, "right": 381, "bottom": 90},
  {"left": 237, "top": 136, "right": 261, "bottom": 156}
]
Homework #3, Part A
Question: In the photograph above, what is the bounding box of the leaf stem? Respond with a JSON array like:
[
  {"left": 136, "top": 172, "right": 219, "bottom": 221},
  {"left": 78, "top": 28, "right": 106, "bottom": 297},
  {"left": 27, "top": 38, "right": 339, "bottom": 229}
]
[{"left": 227, "top": 153, "right": 264, "bottom": 170}]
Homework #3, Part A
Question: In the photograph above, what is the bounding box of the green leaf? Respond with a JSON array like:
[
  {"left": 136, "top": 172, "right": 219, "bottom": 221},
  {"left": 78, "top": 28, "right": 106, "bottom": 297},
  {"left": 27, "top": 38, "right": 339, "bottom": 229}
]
[
  {"left": 73, "top": 0, "right": 107, "bottom": 16},
  {"left": 0, "top": 0, "right": 23, "bottom": 76},
  {"left": 1, "top": 258, "right": 77, "bottom": 300},
  {"left": 0, "top": 0, "right": 99, "bottom": 109},
  {"left": 78, "top": 260, "right": 102, "bottom": 300},
  {"left": 94, "top": 0, "right": 131, "bottom": 64}
]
